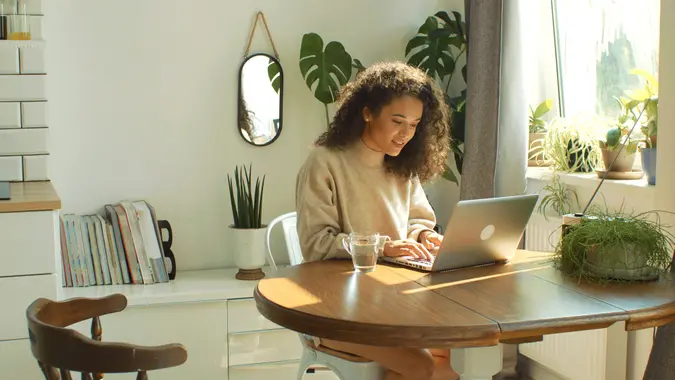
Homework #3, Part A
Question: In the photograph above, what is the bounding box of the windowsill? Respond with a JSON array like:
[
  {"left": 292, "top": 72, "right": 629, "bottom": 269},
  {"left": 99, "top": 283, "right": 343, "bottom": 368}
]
[{"left": 526, "top": 166, "right": 654, "bottom": 198}]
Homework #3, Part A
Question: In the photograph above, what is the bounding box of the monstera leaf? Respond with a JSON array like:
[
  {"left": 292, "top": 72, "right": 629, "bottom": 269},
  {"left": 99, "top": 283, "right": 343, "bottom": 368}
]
[
  {"left": 267, "top": 58, "right": 281, "bottom": 94},
  {"left": 299, "top": 33, "right": 353, "bottom": 104},
  {"left": 406, "top": 15, "right": 457, "bottom": 81}
]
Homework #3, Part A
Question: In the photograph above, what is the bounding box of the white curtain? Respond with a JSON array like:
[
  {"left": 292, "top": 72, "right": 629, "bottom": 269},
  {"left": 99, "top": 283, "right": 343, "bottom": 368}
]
[{"left": 494, "top": 0, "right": 529, "bottom": 198}]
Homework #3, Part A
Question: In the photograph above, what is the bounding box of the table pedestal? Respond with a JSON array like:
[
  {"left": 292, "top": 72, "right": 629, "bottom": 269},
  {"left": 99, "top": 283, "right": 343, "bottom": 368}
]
[{"left": 451, "top": 345, "right": 503, "bottom": 380}]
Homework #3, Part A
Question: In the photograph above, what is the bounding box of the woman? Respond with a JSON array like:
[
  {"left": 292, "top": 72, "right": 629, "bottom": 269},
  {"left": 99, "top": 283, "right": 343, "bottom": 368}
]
[{"left": 295, "top": 61, "right": 457, "bottom": 380}]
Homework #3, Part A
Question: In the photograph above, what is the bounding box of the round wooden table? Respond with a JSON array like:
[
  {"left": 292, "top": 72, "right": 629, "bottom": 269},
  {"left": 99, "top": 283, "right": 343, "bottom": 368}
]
[{"left": 254, "top": 250, "right": 675, "bottom": 379}]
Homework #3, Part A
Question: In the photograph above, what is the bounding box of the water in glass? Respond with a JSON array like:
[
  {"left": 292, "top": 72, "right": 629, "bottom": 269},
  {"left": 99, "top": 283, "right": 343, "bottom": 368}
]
[{"left": 342, "top": 233, "right": 386, "bottom": 273}]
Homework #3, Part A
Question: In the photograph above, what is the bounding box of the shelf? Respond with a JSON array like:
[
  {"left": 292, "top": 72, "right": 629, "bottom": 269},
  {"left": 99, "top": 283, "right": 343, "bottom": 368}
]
[
  {"left": 57, "top": 266, "right": 280, "bottom": 306},
  {"left": 0, "top": 180, "right": 60, "bottom": 213},
  {"left": 0, "top": 39, "right": 45, "bottom": 48},
  {"left": 526, "top": 166, "right": 654, "bottom": 199}
]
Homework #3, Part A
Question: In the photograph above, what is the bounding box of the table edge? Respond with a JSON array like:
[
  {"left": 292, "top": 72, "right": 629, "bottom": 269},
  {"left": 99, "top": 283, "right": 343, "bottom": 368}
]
[{"left": 253, "top": 285, "right": 501, "bottom": 348}]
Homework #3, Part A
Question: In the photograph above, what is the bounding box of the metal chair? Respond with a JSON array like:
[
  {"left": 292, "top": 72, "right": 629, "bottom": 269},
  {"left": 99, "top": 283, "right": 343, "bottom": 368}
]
[{"left": 265, "top": 211, "right": 384, "bottom": 380}]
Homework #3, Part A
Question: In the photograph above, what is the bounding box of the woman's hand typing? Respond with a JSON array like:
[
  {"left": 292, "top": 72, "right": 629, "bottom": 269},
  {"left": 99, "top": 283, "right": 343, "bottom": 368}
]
[
  {"left": 383, "top": 239, "right": 434, "bottom": 261},
  {"left": 419, "top": 230, "right": 443, "bottom": 251}
]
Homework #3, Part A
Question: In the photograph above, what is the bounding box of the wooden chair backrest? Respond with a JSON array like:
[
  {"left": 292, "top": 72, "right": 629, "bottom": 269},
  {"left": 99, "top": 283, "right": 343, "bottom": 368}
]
[{"left": 26, "top": 294, "right": 187, "bottom": 379}]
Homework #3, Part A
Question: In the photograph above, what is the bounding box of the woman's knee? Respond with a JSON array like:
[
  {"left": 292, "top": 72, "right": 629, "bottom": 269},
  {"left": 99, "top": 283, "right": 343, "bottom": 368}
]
[{"left": 400, "top": 350, "right": 435, "bottom": 380}]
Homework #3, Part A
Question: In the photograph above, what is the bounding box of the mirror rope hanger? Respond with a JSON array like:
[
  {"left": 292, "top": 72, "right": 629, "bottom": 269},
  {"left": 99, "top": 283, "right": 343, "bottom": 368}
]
[{"left": 243, "top": 11, "right": 279, "bottom": 59}]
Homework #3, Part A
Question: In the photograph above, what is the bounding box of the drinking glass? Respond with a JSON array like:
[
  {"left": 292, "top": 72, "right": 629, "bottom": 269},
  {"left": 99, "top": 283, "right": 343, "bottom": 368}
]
[
  {"left": 341, "top": 232, "right": 388, "bottom": 273},
  {"left": 8, "top": 4, "right": 30, "bottom": 40}
]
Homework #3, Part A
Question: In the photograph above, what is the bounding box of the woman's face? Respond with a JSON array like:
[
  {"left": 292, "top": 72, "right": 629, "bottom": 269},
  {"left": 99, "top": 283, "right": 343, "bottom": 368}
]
[{"left": 362, "top": 95, "right": 423, "bottom": 156}]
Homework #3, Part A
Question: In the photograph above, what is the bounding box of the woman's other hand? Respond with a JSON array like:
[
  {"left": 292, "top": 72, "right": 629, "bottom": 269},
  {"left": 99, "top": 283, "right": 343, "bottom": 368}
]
[
  {"left": 383, "top": 239, "right": 433, "bottom": 261},
  {"left": 419, "top": 230, "right": 443, "bottom": 251}
]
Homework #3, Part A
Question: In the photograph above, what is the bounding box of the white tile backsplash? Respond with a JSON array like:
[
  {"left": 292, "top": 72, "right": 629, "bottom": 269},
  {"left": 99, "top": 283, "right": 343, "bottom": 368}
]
[
  {"left": 21, "top": 101, "right": 47, "bottom": 128},
  {"left": 23, "top": 154, "right": 47, "bottom": 180},
  {"left": 0, "top": 103, "right": 21, "bottom": 129},
  {"left": 20, "top": 45, "right": 45, "bottom": 74},
  {"left": 0, "top": 156, "right": 22, "bottom": 181},
  {"left": 0, "top": 75, "right": 45, "bottom": 101},
  {"left": 0, "top": 45, "right": 19, "bottom": 74},
  {"left": 0, "top": 128, "right": 47, "bottom": 155},
  {"left": 18, "top": 0, "right": 43, "bottom": 15},
  {"left": 1, "top": 9, "right": 48, "bottom": 182},
  {"left": 29, "top": 15, "right": 42, "bottom": 40}
]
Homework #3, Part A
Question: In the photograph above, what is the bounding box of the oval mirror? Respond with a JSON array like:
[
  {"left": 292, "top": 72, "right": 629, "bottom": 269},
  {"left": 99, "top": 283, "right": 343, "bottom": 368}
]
[{"left": 238, "top": 53, "right": 283, "bottom": 146}]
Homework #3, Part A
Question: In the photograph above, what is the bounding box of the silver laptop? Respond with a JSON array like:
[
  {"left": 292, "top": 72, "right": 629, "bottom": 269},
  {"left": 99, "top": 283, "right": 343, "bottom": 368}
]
[{"left": 383, "top": 194, "right": 539, "bottom": 272}]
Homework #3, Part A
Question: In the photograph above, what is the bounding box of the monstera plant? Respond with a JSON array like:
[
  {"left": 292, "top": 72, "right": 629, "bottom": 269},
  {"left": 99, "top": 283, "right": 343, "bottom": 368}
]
[
  {"left": 405, "top": 11, "right": 468, "bottom": 185},
  {"left": 299, "top": 33, "right": 359, "bottom": 127},
  {"left": 268, "top": 58, "right": 281, "bottom": 94},
  {"left": 296, "top": 10, "right": 468, "bottom": 185}
]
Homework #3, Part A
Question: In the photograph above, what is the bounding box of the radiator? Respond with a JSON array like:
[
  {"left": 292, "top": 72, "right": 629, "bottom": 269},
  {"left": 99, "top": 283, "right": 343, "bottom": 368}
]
[{"left": 520, "top": 213, "right": 628, "bottom": 380}]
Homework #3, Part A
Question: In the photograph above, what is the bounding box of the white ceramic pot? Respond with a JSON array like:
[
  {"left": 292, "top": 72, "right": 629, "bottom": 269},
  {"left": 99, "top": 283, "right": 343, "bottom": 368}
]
[{"left": 230, "top": 225, "right": 268, "bottom": 270}]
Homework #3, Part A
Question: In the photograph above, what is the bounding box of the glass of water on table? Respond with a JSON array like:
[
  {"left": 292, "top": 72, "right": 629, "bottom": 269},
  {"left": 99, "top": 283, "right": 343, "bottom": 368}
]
[{"left": 341, "top": 232, "right": 389, "bottom": 273}]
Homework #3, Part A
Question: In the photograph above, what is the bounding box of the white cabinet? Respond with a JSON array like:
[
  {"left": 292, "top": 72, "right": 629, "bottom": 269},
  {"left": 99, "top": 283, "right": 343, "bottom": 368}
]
[
  {"left": 229, "top": 328, "right": 303, "bottom": 366},
  {"left": 0, "top": 339, "right": 44, "bottom": 380},
  {"left": 226, "top": 298, "right": 339, "bottom": 380},
  {"left": 230, "top": 360, "right": 338, "bottom": 380},
  {"left": 70, "top": 300, "right": 229, "bottom": 380},
  {"left": 0, "top": 273, "right": 56, "bottom": 340},
  {"left": 0, "top": 210, "right": 57, "bottom": 277},
  {"left": 228, "top": 298, "right": 282, "bottom": 332}
]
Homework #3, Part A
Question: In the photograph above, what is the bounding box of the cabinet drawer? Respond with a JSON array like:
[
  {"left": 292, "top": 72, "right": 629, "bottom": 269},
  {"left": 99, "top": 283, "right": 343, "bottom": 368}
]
[
  {"left": 0, "top": 210, "right": 56, "bottom": 277},
  {"left": 69, "top": 301, "right": 229, "bottom": 380},
  {"left": 229, "top": 328, "right": 302, "bottom": 366},
  {"left": 0, "top": 274, "right": 56, "bottom": 340},
  {"left": 0, "top": 339, "right": 44, "bottom": 380},
  {"left": 228, "top": 298, "right": 281, "bottom": 332},
  {"left": 230, "top": 360, "right": 339, "bottom": 380}
]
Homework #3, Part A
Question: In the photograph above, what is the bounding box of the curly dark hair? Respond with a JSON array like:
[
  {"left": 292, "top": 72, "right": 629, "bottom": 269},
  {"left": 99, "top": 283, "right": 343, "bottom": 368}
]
[{"left": 315, "top": 61, "right": 451, "bottom": 183}]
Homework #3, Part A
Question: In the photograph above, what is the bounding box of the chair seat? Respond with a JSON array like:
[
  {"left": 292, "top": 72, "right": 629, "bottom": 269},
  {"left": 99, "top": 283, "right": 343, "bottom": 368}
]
[{"left": 304, "top": 336, "right": 373, "bottom": 363}]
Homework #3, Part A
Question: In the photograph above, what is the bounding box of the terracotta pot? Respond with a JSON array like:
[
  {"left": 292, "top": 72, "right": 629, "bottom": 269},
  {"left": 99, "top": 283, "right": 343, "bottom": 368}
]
[{"left": 601, "top": 147, "right": 636, "bottom": 172}]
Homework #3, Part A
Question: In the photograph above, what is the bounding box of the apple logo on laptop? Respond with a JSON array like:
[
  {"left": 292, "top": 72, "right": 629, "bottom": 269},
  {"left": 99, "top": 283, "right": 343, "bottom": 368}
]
[{"left": 480, "top": 225, "right": 495, "bottom": 241}]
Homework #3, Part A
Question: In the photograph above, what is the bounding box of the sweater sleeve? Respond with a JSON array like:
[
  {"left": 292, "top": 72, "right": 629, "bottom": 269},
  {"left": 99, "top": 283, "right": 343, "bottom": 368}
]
[
  {"left": 407, "top": 178, "right": 437, "bottom": 242},
  {"left": 295, "top": 151, "right": 350, "bottom": 262}
]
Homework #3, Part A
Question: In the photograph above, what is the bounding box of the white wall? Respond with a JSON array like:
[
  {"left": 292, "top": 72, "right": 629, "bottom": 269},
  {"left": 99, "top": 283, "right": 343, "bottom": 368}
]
[{"left": 45, "top": 0, "right": 464, "bottom": 270}]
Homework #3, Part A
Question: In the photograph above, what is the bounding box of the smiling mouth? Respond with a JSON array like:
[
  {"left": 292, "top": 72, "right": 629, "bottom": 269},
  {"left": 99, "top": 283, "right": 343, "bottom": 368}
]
[{"left": 393, "top": 140, "right": 407, "bottom": 147}]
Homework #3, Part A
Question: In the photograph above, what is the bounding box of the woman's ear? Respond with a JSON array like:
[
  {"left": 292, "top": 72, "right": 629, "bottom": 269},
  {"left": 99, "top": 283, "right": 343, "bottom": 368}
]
[{"left": 362, "top": 107, "right": 372, "bottom": 123}]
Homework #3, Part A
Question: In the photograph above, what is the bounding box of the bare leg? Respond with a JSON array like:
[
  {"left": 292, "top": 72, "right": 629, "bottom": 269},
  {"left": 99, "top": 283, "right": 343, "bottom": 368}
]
[
  {"left": 321, "top": 338, "right": 446, "bottom": 380},
  {"left": 429, "top": 349, "right": 459, "bottom": 380}
]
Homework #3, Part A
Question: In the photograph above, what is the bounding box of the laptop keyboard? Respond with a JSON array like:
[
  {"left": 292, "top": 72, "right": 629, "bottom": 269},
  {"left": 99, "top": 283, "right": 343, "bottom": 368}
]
[{"left": 409, "top": 257, "right": 433, "bottom": 266}]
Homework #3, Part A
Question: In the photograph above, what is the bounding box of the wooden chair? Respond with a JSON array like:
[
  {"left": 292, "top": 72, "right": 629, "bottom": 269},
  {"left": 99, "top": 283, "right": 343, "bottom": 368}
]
[{"left": 26, "top": 293, "right": 187, "bottom": 379}]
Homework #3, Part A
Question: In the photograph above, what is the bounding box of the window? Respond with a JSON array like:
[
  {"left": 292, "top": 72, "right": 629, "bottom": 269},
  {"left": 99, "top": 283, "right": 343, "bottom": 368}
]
[{"left": 553, "top": 0, "right": 660, "bottom": 119}]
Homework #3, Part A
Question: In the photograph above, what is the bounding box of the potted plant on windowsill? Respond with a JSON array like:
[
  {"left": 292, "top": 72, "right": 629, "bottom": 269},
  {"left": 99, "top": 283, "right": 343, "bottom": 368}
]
[
  {"left": 539, "top": 114, "right": 602, "bottom": 173},
  {"left": 528, "top": 99, "right": 553, "bottom": 167},
  {"left": 626, "top": 69, "right": 659, "bottom": 185},
  {"left": 227, "top": 163, "right": 268, "bottom": 280},
  {"left": 556, "top": 206, "right": 674, "bottom": 283},
  {"left": 596, "top": 96, "right": 643, "bottom": 179}
]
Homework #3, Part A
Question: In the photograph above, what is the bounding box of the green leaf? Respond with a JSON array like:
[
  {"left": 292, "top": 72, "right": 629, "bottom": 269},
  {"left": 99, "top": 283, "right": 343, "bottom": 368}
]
[
  {"left": 405, "top": 16, "right": 455, "bottom": 80},
  {"left": 442, "top": 163, "right": 459, "bottom": 185},
  {"left": 227, "top": 175, "right": 238, "bottom": 227},
  {"left": 533, "top": 99, "right": 552, "bottom": 119},
  {"left": 299, "top": 33, "right": 353, "bottom": 105},
  {"left": 267, "top": 58, "right": 281, "bottom": 94},
  {"left": 227, "top": 164, "right": 266, "bottom": 228},
  {"left": 352, "top": 58, "right": 366, "bottom": 74}
]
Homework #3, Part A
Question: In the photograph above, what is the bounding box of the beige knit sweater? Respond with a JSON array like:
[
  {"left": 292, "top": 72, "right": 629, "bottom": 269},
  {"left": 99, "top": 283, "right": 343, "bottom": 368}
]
[{"left": 295, "top": 139, "right": 437, "bottom": 262}]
